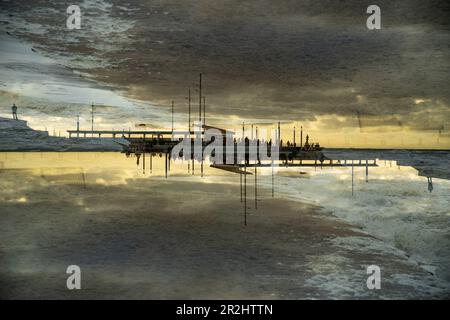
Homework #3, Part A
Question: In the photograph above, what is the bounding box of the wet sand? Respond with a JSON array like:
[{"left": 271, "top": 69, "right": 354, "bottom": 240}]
[{"left": 0, "top": 164, "right": 445, "bottom": 299}]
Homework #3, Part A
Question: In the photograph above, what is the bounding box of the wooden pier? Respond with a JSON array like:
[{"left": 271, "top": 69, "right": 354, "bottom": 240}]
[{"left": 67, "top": 129, "right": 183, "bottom": 139}]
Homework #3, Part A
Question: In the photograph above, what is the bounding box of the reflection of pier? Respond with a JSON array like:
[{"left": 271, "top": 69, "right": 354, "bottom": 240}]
[{"left": 232, "top": 160, "right": 377, "bottom": 168}]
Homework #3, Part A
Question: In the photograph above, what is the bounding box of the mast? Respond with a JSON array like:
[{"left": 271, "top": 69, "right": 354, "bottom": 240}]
[
  {"left": 188, "top": 89, "right": 191, "bottom": 136},
  {"left": 199, "top": 73, "right": 202, "bottom": 126},
  {"left": 76, "top": 115, "right": 80, "bottom": 138},
  {"left": 171, "top": 100, "right": 174, "bottom": 133},
  {"left": 91, "top": 103, "right": 94, "bottom": 136},
  {"left": 203, "top": 96, "right": 206, "bottom": 129},
  {"left": 300, "top": 126, "right": 303, "bottom": 147},
  {"left": 293, "top": 126, "right": 296, "bottom": 145},
  {"left": 277, "top": 121, "right": 281, "bottom": 144}
]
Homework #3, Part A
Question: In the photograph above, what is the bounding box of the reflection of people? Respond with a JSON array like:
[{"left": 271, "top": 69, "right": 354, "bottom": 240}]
[{"left": 12, "top": 103, "right": 18, "bottom": 120}]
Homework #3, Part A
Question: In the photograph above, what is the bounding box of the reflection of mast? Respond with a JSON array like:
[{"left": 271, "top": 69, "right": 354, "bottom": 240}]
[
  {"left": 188, "top": 89, "right": 191, "bottom": 173},
  {"left": 244, "top": 161, "right": 247, "bottom": 226},
  {"left": 143, "top": 149, "right": 145, "bottom": 174},
  {"left": 255, "top": 161, "right": 258, "bottom": 209},
  {"left": 165, "top": 153, "right": 168, "bottom": 178},
  {"left": 240, "top": 172, "right": 243, "bottom": 202},
  {"left": 271, "top": 158, "right": 274, "bottom": 197}
]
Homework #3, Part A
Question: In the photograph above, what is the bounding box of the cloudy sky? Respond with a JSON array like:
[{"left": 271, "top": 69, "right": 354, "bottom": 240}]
[{"left": 0, "top": 0, "right": 449, "bottom": 148}]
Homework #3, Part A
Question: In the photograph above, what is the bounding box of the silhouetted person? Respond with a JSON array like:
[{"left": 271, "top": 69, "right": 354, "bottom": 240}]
[
  {"left": 12, "top": 103, "right": 18, "bottom": 120},
  {"left": 304, "top": 135, "right": 310, "bottom": 150}
]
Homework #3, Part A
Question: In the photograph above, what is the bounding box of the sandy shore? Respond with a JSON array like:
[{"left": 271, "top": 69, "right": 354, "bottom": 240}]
[{"left": 0, "top": 162, "right": 445, "bottom": 299}]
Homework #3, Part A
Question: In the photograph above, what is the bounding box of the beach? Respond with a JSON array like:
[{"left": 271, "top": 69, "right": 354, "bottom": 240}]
[
  {"left": 0, "top": 152, "right": 447, "bottom": 299},
  {"left": 0, "top": 0, "right": 449, "bottom": 303}
]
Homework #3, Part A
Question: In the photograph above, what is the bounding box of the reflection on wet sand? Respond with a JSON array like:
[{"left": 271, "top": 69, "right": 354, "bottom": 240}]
[{"left": 0, "top": 152, "right": 448, "bottom": 299}]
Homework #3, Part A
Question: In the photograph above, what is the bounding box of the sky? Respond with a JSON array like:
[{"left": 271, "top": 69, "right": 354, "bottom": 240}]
[{"left": 0, "top": 0, "right": 449, "bottom": 148}]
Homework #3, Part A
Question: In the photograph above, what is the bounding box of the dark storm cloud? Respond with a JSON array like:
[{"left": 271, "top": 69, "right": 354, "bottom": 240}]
[{"left": 1, "top": 0, "right": 449, "bottom": 130}]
